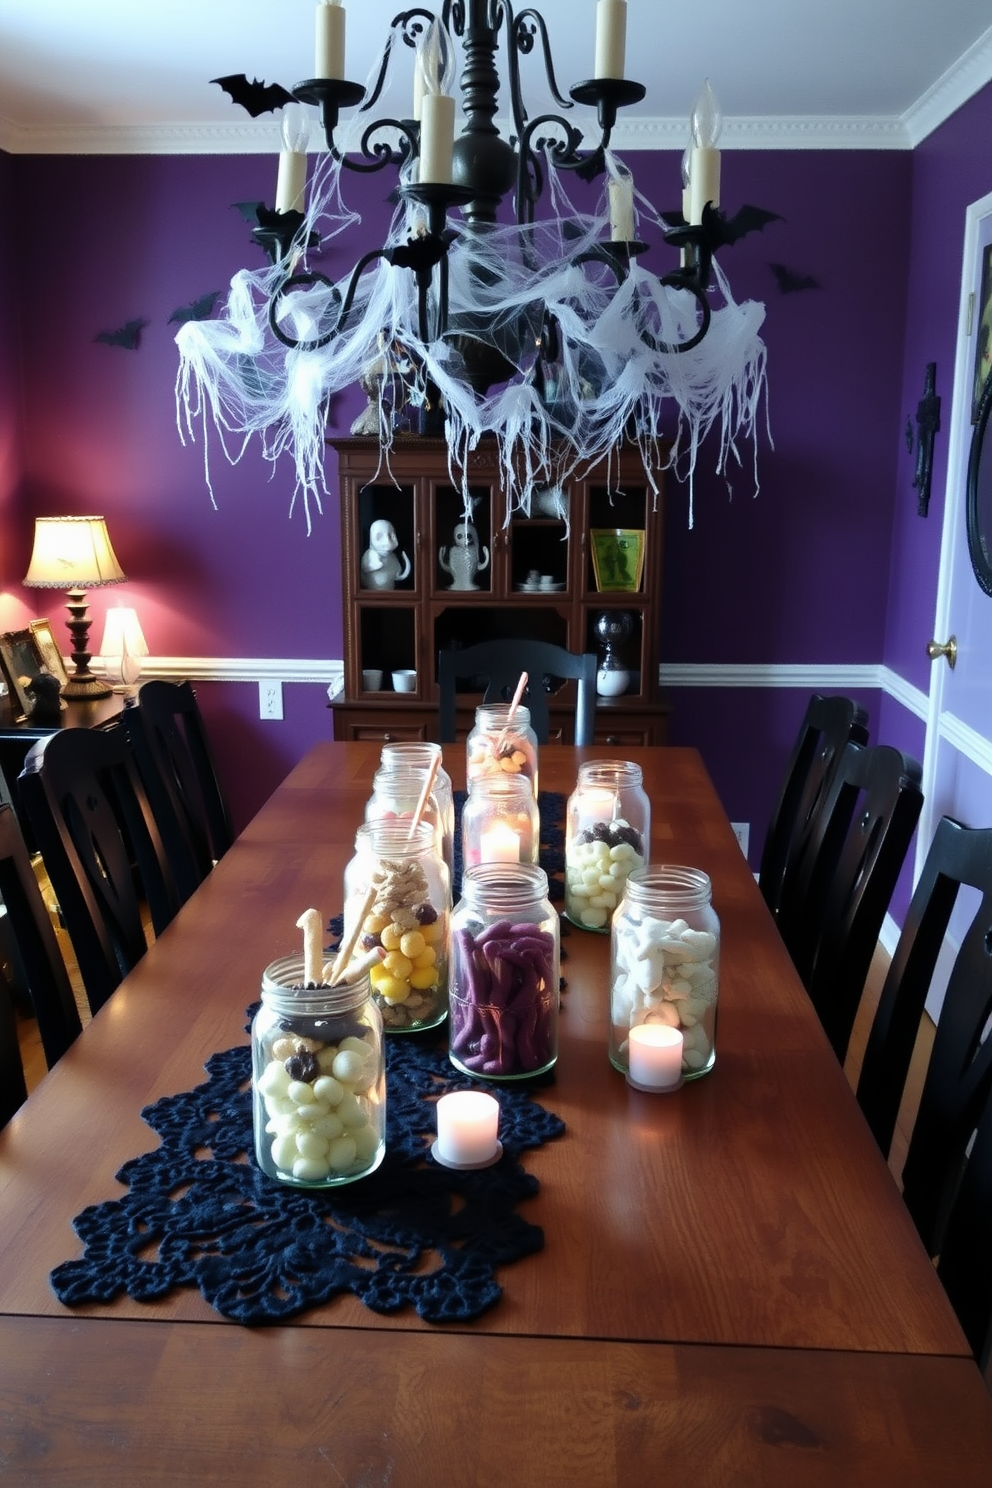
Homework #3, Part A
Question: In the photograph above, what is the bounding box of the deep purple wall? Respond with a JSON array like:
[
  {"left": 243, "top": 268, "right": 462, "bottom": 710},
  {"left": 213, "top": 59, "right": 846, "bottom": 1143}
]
[
  {"left": 0, "top": 118, "right": 977, "bottom": 843},
  {"left": 0, "top": 152, "right": 35, "bottom": 636}
]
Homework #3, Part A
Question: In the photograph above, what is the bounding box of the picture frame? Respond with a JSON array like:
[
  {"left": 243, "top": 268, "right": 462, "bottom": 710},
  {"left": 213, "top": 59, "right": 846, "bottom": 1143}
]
[
  {"left": 0, "top": 627, "right": 51, "bottom": 721},
  {"left": 29, "top": 618, "right": 69, "bottom": 686},
  {"left": 972, "top": 241, "right": 992, "bottom": 422}
]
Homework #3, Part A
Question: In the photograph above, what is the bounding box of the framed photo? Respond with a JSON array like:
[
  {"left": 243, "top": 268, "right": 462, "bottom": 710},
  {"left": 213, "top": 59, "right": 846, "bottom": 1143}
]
[
  {"left": 29, "top": 618, "right": 69, "bottom": 686},
  {"left": 972, "top": 241, "right": 992, "bottom": 421},
  {"left": 589, "top": 528, "right": 646, "bottom": 593},
  {"left": 0, "top": 627, "right": 49, "bottom": 720}
]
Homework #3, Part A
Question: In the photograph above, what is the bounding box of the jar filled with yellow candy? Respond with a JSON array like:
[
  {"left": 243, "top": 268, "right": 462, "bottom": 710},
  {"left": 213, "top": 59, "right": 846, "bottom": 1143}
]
[{"left": 342, "top": 820, "right": 450, "bottom": 1032}]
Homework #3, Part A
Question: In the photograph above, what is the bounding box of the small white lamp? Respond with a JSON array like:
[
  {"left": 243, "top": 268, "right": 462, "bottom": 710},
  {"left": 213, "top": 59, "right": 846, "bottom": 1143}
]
[
  {"left": 100, "top": 606, "right": 149, "bottom": 695},
  {"left": 23, "top": 516, "right": 126, "bottom": 699}
]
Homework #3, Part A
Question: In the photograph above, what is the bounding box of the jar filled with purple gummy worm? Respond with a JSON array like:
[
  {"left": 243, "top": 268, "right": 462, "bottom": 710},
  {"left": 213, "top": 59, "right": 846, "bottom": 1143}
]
[
  {"left": 365, "top": 762, "right": 453, "bottom": 880},
  {"left": 380, "top": 743, "right": 455, "bottom": 872},
  {"left": 253, "top": 955, "right": 385, "bottom": 1188},
  {"left": 448, "top": 863, "right": 560, "bottom": 1081},
  {"left": 344, "top": 820, "right": 451, "bottom": 1033},
  {"left": 462, "top": 773, "right": 540, "bottom": 870},
  {"left": 564, "top": 760, "right": 650, "bottom": 932},
  {"left": 467, "top": 703, "right": 539, "bottom": 798}
]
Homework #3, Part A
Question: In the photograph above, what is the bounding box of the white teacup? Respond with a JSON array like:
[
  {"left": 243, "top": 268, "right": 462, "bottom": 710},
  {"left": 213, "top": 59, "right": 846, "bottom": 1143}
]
[
  {"left": 362, "top": 668, "right": 383, "bottom": 691},
  {"left": 392, "top": 669, "right": 417, "bottom": 692},
  {"left": 539, "top": 575, "right": 556, "bottom": 590}
]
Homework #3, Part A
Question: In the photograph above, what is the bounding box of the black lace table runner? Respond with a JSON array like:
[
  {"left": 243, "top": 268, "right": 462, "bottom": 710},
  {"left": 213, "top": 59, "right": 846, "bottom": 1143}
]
[{"left": 50, "top": 1037, "right": 564, "bottom": 1326}]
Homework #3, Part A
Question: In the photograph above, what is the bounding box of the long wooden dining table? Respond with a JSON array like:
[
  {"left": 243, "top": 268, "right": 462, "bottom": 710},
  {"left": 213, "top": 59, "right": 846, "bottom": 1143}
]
[{"left": 1, "top": 742, "right": 990, "bottom": 1484}]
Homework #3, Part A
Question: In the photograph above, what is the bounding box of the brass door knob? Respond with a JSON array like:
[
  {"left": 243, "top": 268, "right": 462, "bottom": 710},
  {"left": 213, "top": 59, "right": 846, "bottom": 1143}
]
[{"left": 926, "top": 635, "right": 957, "bottom": 669}]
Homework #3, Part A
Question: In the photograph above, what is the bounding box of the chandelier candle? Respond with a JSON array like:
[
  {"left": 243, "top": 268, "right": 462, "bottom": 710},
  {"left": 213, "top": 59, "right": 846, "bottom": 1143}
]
[
  {"left": 689, "top": 79, "right": 722, "bottom": 226},
  {"left": 608, "top": 177, "right": 635, "bottom": 242},
  {"left": 315, "top": 0, "right": 345, "bottom": 80},
  {"left": 275, "top": 103, "right": 310, "bottom": 214},
  {"left": 594, "top": 0, "right": 627, "bottom": 78}
]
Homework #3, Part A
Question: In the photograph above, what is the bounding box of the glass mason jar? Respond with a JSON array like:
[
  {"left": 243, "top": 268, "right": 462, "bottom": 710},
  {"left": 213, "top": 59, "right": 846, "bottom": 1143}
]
[
  {"left": 448, "top": 862, "right": 560, "bottom": 1080},
  {"left": 467, "top": 703, "right": 539, "bottom": 798},
  {"left": 564, "top": 760, "right": 650, "bottom": 932},
  {"left": 343, "top": 820, "right": 451, "bottom": 1033},
  {"left": 380, "top": 742, "right": 455, "bottom": 871},
  {"left": 252, "top": 954, "right": 385, "bottom": 1187},
  {"left": 365, "top": 762, "right": 452, "bottom": 879},
  {"left": 610, "top": 866, "right": 720, "bottom": 1081},
  {"left": 462, "top": 774, "right": 540, "bottom": 870}
]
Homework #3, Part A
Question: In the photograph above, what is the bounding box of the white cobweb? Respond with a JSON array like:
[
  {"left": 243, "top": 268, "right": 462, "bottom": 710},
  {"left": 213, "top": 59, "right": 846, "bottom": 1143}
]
[{"left": 176, "top": 145, "right": 768, "bottom": 532}]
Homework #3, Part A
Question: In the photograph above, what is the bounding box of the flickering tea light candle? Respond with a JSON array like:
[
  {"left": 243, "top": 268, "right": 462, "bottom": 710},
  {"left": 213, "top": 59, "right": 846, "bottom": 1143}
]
[
  {"left": 315, "top": 0, "right": 346, "bottom": 80},
  {"left": 433, "top": 1090, "right": 502, "bottom": 1168},
  {"left": 627, "top": 1024, "right": 684, "bottom": 1092},
  {"left": 479, "top": 820, "right": 522, "bottom": 864}
]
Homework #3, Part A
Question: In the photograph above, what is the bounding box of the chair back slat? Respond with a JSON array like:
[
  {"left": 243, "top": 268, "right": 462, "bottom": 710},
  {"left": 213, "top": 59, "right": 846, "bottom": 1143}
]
[
  {"left": 797, "top": 742, "right": 923, "bottom": 1060},
  {"left": 438, "top": 640, "right": 597, "bottom": 744},
  {"left": 759, "top": 694, "right": 870, "bottom": 928},
  {"left": 19, "top": 729, "right": 181, "bottom": 1013}
]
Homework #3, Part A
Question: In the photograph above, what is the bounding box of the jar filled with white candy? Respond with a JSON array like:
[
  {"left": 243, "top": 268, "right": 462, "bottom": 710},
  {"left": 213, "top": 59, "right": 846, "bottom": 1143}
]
[
  {"left": 610, "top": 866, "right": 720, "bottom": 1080},
  {"left": 343, "top": 820, "right": 451, "bottom": 1033},
  {"left": 565, "top": 761, "right": 650, "bottom": 932},
  {"left": 467, "top": 703, "right": 539, "bottom": 798},
  {"left": 253, "top": 955, "right": 385, "bottom": 1188}
]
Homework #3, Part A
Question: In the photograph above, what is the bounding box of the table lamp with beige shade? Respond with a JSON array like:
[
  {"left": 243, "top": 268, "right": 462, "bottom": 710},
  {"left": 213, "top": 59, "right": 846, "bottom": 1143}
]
[{"left": 23, "top": 516, "right": 126, "bottom": 699}]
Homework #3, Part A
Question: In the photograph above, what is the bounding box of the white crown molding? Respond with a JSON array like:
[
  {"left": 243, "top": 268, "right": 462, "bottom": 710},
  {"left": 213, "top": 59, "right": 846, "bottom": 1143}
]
[
  {"left": 659, "top": 661, "right": 885, "bottom": 690},
  {"left": 902, "top": 23, "right": 992, "bottom": 148},
  {"left": 88, "top": 655, "right": 344, "bottom": 692},
  {"left": 0, "top": 111, "right": 918, "bottom": 158}
]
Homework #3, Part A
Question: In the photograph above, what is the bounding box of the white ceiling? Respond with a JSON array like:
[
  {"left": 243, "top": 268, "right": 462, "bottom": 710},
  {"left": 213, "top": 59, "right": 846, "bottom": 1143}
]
[{"left": 1, "top": 0, "right": 991, "bottom": 155}]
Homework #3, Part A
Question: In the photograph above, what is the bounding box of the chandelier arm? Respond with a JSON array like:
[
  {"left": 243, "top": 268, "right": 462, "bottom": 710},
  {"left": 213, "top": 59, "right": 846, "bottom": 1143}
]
[
  {"left": 642, "top": 276, "right": 713, "bottom": 356},
  {"left": 359, "top": 10, "right": 437, "bottom": 114},
  {"left": 268, "top": 252, "right": 386, "bottom": 351},
  {"left": 519, "top": 112, "right": 585, "bottom": 172},
  {"left": 512, "top": 8, "right": 575, "bottom": 110},
  {"left": 334, "top": 117, "right": 419, "bottom": 174}
]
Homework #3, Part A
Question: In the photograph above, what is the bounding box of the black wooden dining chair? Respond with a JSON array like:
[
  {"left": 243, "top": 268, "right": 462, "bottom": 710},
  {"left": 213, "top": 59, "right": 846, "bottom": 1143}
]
[
  {"left": 856, "top": 817, "right": 992, "bottom": 1260},
  {"left": 758, "top": 693, "right": 870, "bottom": 932},
  {"left": 935, "top": 1082, "right": 992, "bottom": 1369},
  {"left": 19, "top": 728, "right": 182, "bottom": 1014},
  {"left": 120, "top": 680, "right": 234, "bottom": 903},
  {"left": 0, "top": 801, "right": 83, "bottom": 1126},
  {"left": 437, "top": 639, "right": 597, "bottom": 744},
  {"left": 783, "top": 740, "right": 923, "bottom": 1061}
]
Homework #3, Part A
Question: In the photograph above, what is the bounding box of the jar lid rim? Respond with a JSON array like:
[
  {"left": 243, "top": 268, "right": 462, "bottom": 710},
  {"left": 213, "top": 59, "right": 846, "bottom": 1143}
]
[{"left": 261, "top": 954, "right": 370, "bottom": 1014}]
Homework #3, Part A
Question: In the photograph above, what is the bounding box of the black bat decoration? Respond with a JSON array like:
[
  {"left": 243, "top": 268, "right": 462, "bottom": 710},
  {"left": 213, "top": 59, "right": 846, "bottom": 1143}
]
[
  {"left": 168, "top": 291, "right": 222, "bottom": 326},
  {"left": 232, "top": 200, "right": 266, "bottom": 223},
  {"left": 713, "top": 204, "right": 783, "bottom": 246},
  {"left": 211, "top": 74, "right": 295, "bottom": 119},
  {"left": 94, "top": 318, "right": 148, "bottom": 350},
  {"left": 768, "top": 262, "right": 820, "bottom": 295}
]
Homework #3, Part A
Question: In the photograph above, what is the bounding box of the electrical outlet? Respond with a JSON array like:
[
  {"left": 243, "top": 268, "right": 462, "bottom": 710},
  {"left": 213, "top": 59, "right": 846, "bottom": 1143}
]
[
  {"left": 259, "top": 680, "right": 283, "bottom": 720},
  {"left": 731, "top": 822, "right": 750, "bottom": 858}
]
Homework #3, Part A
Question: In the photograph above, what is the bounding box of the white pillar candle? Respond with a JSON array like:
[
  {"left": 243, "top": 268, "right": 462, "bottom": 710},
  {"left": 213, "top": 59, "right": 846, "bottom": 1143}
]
[
  {"left": 275, "top": 150, "right": 308, "bottom": 213},
  {"left": 608, "top": 178, "right": 634, "bottom": 242},
  {"left": 480, "top": 820, "right": 521, "bottom": 863},
  {"left": 628, "top": 1024, "right": 684, "bottom": 1090},
  {"left": 419, "top": 91, "right": 455, "bottom": 184},
  {"left": 315, "top": 0, "right": 345, "bottom": 80},
  {"left": 578, "top": 785, "right": 618, "bottom": 828},
  {"left": 436, "top": 1091, "right": 500, "bottom": 1165},
  {"left": 594, "top": 0, "right": 627, "bottom": 79}
]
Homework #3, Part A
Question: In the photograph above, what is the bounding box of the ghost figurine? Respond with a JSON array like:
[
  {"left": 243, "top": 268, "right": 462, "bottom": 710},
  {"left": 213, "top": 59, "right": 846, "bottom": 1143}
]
[
  {"left": 360, "top": 518, "right": 412, "bottom": 591},
  {"left": 439, "top": 521, "right": 490, "bottom": 591}
]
